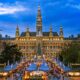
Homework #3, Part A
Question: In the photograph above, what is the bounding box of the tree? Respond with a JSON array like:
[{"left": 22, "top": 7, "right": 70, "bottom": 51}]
[
  {"left": 59, "top": 41, "right": 80, "bottom": 67},
  {"left": 37, "top": 43, "right": 42, "bottom": 55},
  {"left": 0, "top": 43, "right": 22, "bottom": 64}
]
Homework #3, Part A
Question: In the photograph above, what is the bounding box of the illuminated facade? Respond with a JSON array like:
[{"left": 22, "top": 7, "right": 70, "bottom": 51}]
[
  {"left": 0, "top": 6, "right": 71, "bottom": 57},
  {"left": 14, "top": 6, "right": 65, "bottom": 57}
]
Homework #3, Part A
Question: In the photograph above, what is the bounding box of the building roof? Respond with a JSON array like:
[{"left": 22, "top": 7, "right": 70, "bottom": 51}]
[
  {"left": 21, "top": 32, "right": 58, "bottom": 37},
  {"left": 26, "top": 63, "right": 37, "bottom": 71},
  {"left": 64, "top": 37, "right": 78, "bottom": 40},
  {"left": 39, "top": 62, "right": 50, "bottom": 71},
  {"left": 0, "top": 38, "right": 15, "bottom": 40}
]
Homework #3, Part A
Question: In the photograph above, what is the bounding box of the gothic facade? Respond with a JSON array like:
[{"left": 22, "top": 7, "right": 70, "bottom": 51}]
[{"left": 0, "top": 6, "right": 72, "bottom": 58}]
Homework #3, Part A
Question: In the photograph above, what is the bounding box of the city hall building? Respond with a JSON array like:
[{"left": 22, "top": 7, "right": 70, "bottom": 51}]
[{"left": 0, "top": 6, "right": 71, "bottom": 57}]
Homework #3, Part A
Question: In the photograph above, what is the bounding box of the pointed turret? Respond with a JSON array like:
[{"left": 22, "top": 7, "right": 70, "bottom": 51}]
[
  {"left": 49, "top": 25, "right": 53, "bottom": 37},
  {"left": 26, "top": 27, "right": 30, "bottom": 37},
  {"left": 59, "top": 25, "right": 64, "bottom": 39},
  {"left": 36, "top": 6, "right": 43, "bottom": 36},
  {"left": 0, "top": 30, "right": 2, "bottom": 39},
  {"left": 15, "top": 25, "right": 19, "bottom": 38}
]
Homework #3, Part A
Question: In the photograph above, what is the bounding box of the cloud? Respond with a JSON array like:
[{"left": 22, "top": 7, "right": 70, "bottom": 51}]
[
  {"left": 46, "top": 1, "right": 60, "bottom": 6},
  {"left": 66, "top": 3, "right": 80, "bottom": 10},
  {"left": 71, "top": 4, "right": 80, "bottom": 10},
  {"left": 0, "top": 2, "right": 30, "bottom": 15}
]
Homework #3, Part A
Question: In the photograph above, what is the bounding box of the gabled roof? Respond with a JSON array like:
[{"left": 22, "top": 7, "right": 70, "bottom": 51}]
[
  {"left": 39, "top": 62, "right": 50, "bottom": 71},
  {"left": 26, "top": 63, "right": 37, "bottom": 71}
]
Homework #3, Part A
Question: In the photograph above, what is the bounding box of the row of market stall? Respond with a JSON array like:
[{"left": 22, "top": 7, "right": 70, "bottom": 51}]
[
  {"left": 0, "top": 62, "right": 27, "bottom": 80},
  {"left": 23, "top": 61, "right": 50, "bottom": 80}
]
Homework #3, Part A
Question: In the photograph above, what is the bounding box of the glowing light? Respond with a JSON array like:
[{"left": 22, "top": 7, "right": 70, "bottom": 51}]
[
  {"left": 68, "top": 72, "right": 74, "bottom": 76},
  {"left": 3, "top": 72, "right": 8, "bottom": 76},
  {"left": 74, "top": 72, "right": 80, "bottom": 76}
]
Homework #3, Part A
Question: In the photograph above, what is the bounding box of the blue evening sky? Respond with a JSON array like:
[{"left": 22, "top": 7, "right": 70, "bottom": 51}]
[{"left": 0, "top": 0, "right": 80, "bottom": 37}]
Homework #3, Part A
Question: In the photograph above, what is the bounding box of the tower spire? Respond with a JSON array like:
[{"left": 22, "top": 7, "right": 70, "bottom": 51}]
[
  {"left": 59, "top": 25, "right": 63, "bottom": 36},
  {"left": 36, "top": 5, "right": 42, "bottom": 36},
  {"left": 26, "top": 27, "right": 30, "bottom": 37},
  {"left": 59, "top": 25, "right": 64, "bottom": 40},
  {"left": 15, "top": 25, "right": 20, "bottom": 38},
  {"left": 49, "top": 24, "right": 53, "bottom": 37}
]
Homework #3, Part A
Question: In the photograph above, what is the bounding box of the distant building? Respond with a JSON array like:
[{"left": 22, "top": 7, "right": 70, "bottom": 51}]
[
  {"left": 0, "top": 34, "right": 2, "bottom": 39},
  {"left": 0, "top": 6, "right": 79, "bottom": 58}
]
